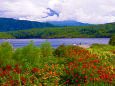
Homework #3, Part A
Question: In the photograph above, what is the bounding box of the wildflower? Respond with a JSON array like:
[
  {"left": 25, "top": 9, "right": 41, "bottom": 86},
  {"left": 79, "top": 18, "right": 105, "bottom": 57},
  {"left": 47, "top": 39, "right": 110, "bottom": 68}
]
[
  {"left": 21, "top": 76, "right": 26, "bottom": 85},
  {"left": 90, "top": 74, "right": 93, "bottom": 76},
  {"left": 89, "top": 77, "right": 93, "bottom": 81},
  {"left": 84, "top": 76, "right": 88, "bottom": 79},
  {"left": 39, "top": 83, "right": 43, "bottom": 86},
  {"left": 43, "top": 83, "right": 47, "bottom": 85},
  {"left": 31, "top": 68, "right": 38, "bottom": 73},
  {"left": 66, "top": 80, "right": 69, "bottom": 83},
  {"left": 76, "top": 79, "right": 79, "bottom": 82},
  {"left": 43, "top": 77, "right": 48, "bottom": 79},
  {"left": 108, "top": 81, "right": 112, "bottom": 83},
  {"left": 85, "top": 80, "right": 88, "bottom": 83},
  {"left": 14, "top": 66, "right": 21, "bottom": 74},
  {"left": 6, "top": 65, "right": 12, "bottom": 70},
  {"left": 3, "top": 85, "right": 9, "bottom": 86},
  {"left": 78, "top": 84, "right": 81, "bottom": 86}
]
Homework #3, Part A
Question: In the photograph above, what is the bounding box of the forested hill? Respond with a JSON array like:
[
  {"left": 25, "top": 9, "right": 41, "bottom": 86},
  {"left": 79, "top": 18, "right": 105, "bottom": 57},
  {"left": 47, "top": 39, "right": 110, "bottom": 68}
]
[
  {"left": 3, "top": 22, "right": 115, "bottom": 39},
  {"left": 0, "top": 18, "right": 55, "bottom": 32}
]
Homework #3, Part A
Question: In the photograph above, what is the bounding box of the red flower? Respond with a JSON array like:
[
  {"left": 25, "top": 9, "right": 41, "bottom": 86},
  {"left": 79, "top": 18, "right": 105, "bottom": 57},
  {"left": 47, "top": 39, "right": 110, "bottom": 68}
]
[
  {"left": 85, "top": 80, "right": 88, "bottom": 83},
  {"left": 84, "top": 76, "right": 88, "bottom": 79},
  {"left": 94, "top": 78, "right": 99, "bottom": 81},
  {"left": 6, "top": 65, "right": 12, "bottom": 71},
  {"left": 66, "top": 80, "right": 69, "bottom": 82},
  {"left": 21, "top": 76, "right": 26, "bottom": 85},
  {"left": 108, "top": 81, "right": 112, "bottom": 83},
  {"left": 72, "top": 72, "right": 74, "bottom": 74},
  {"left": 89, "top": 77, "right": 93, "bottom": 81},
  {"left": 31, "top": 68, "right": 38, "bottom": 73},
  {"left": 76, "top": 79, "right": 79, "bottom": 82},
  {"left": 75, "top": 75, "right": 78, "bottom": 77},
  {"left": 3, "top": 85, "right": 9, "bottom": 86},
  {"left": 90, "top": 74, "right": 93, "bottom": 76},
  {"left": 14, "top": 66, "right": 21, "bottom": 74},
  {"left": 0, "top": 71, "right": 9, "bottom": 76}
]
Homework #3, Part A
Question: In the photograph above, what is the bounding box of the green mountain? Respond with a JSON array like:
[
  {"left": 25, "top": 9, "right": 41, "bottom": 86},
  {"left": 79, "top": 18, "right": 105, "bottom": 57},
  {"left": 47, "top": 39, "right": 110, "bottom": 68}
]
[
  {"left": 2, "top": 22, "right": 114, "bottom": 39},
  {"left": 0, "top": 18, "right": 55, "bottom": 32},
  {"left": 0, "top": 19, "right": 115, "bottom": 39}
]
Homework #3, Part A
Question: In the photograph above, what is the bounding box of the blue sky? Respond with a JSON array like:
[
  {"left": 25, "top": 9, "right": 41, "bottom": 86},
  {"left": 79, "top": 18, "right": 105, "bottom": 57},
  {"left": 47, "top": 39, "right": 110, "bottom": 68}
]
[{"left": 0, "top": 0, "right": 115, "bottom": 24}]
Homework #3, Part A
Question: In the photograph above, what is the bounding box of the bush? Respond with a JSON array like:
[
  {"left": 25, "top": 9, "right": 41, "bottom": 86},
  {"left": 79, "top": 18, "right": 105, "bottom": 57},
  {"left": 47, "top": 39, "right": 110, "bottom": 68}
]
[
  {"left": 40, "top": 40, "right": 53, "bottom": 57},
  {"left": 109, "top": 35, "right": 115, "bottom": 45},
  {"left": 0, "top": 42, "right": 15, "bottom": 65},
  {"left": 54, "top": 43, "right": 66, "bottom": 57},
  {"left": 90, "top": 43, "right": 106, "bottom": 48},
  {"left": 12, "top": 41, "right": 41, "bottom": 66}
]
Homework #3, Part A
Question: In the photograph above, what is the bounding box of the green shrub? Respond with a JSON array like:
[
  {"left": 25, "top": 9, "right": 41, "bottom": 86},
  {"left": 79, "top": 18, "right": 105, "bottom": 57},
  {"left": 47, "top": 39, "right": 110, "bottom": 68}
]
[
  {"left": 0, "top": 42, "right": 14, "bottom": 65},
  {"left": 90, "top": 43, "right": 106, "bottom": 48},
  {"left": 109, "top": 35, "right": 115, "bottom": 45},
  {"left": 40, "top": 40, "right": 53, "bottom": 57},
  {"left": 53, "top": 43, "right": 66, "bottom": 57},
  {"left": 12, "top": 41, "right": 41, "bottom": 66}
]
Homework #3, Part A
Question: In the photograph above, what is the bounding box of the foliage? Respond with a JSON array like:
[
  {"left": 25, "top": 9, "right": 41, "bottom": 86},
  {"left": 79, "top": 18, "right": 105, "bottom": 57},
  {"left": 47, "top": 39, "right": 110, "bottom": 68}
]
[
  {"left": 109, "top": 35, "right": 115, "bottom": 45},
  {"left": 40, "top": 40, "right": 53, "bottom": 57},
  {"left": 0, "top": 19, "right": 115, "bottom": 39},
  {"left": 5, "top": 22, "right": 115, "bottom": 39},
  {"left": 0, "top": 42, "right": 14, "bottom": 65},
  {"left": 89, "top": 43, "right": 115, "bottom": 67},
  {"left": 0, "top": 32, "right": 15, "bottom": 39},
  {"left": 54, "top": 43, "right": 66, "bottom": 57},
  {"left": 12, "top": 41, "right": 41, "bottom": 66},
  {"left": 90, "top": 43, "right": 107, "bottom": 48},
  {"left": 0, "top": 43, "right": 115, "bottom": 86}
]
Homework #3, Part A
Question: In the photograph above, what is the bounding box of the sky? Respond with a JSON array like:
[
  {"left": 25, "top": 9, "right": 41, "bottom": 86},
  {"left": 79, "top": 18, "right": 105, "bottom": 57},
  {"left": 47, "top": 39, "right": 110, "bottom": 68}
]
[{"left": 0, "top": 0, "right": 115, "bottom": 24}]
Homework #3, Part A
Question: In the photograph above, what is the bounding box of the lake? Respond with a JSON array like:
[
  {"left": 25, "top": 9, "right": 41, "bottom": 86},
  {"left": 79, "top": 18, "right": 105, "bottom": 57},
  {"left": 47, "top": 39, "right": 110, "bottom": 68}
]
[{"left": 0, "top": 38, "right": 110, "bottom": 49}]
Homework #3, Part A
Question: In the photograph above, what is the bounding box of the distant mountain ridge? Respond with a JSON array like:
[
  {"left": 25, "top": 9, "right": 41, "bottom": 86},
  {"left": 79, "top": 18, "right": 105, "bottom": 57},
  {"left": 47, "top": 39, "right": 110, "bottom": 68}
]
[
  {"left": 0, "top": 18, "right": 55, "bottom": 32},
  {"left": 47, "top": 20, "right": 91, "bottom": 26}
]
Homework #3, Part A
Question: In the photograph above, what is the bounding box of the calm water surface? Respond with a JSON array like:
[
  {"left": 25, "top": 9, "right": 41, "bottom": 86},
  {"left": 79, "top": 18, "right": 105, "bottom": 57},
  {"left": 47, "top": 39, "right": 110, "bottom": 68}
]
[{"left": 0, "top": 38, "right": 110, "bottom": 49}]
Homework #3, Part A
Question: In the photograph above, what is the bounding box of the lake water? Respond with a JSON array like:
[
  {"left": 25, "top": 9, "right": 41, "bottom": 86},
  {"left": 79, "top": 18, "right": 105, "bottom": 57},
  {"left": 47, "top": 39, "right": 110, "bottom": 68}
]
[{"left": 0, "top": 38, "right": 110, "bottom": 49}]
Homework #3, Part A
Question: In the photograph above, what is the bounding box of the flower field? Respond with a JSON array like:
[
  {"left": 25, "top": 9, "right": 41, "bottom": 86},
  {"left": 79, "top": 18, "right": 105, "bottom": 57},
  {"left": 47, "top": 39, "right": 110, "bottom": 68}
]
[{"left": 0, "top": 42, "right": 115, "bottom": 86}]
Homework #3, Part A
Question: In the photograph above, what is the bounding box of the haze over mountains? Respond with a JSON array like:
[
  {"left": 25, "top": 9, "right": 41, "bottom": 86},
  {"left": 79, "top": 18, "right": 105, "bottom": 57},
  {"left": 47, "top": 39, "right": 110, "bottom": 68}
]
[{"left": 47, "top": 20, "right": 91, "bottom": 26}]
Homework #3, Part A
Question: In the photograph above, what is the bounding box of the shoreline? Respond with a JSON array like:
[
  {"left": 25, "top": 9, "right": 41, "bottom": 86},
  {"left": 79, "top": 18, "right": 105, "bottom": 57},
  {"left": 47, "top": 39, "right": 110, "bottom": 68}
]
[
  {"left": 76, "top": 45, "right": 90, "bottom": 48},
  {"left": 0, "top": 37, "right": 110, "bottom": 40}
]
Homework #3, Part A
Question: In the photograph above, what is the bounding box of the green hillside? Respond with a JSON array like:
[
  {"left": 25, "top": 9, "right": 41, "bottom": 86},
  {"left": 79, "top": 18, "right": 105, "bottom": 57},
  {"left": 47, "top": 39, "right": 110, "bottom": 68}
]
[
  {"left": 0, "top": 22, "right": 115, "bottom": 39},
  {"left": 0, "top": 18, "right": 55, "bottom": 32}
]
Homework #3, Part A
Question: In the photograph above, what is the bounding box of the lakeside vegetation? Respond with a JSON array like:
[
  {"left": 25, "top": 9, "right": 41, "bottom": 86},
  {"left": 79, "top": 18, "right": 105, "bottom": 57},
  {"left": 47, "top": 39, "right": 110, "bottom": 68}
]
[
  {"left": 0, "top": 40, "right": 115, "bottom": 86},
  {"left": 0, "top": 22, "right": 115, "bottom": 39}
]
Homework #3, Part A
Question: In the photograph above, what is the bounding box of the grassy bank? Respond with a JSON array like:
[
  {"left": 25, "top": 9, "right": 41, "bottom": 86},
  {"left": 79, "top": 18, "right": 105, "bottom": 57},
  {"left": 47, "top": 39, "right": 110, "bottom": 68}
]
[{"left": 0, "top": 42, "right": 115, "bottom": 86}]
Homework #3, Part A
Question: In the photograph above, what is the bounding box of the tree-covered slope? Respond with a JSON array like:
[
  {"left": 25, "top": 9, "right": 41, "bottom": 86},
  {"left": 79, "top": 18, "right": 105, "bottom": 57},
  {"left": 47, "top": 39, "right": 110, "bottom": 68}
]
[
  {"left": 4, "top": 22, "right": 115, "bottom": 39},
  {"left": 0, "top": 18, "right": 55, "bottom": 32},
  {"left": 0, "top": 21, "right": 115, "bottom": 39},
  {"left": 0, "top": 32, "right": 15, "bottom": 39}
]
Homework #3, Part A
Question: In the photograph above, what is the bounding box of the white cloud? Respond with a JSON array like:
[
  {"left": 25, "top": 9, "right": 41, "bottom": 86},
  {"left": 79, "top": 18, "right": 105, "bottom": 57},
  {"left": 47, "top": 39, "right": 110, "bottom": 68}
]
[{"left": 0, "top": 0, "right": 115, "bottom": 24}]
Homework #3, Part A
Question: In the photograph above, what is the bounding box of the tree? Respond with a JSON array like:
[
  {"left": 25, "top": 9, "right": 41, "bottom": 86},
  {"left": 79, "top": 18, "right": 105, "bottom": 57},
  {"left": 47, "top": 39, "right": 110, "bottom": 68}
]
[{"left": 109, "top": 35, "right": 115, "bottom": 45}]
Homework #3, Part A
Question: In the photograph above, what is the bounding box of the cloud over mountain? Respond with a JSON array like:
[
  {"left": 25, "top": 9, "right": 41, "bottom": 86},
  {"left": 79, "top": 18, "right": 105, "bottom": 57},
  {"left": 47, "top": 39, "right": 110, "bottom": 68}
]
[{"left": 0, "top": 0, "right": 115, "bottom": 24}]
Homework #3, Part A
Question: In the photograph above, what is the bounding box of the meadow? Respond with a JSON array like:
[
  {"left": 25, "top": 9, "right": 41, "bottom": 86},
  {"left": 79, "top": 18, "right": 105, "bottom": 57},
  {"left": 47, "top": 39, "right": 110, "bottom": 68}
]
[{"left": 0, "top": 41, "right": 115, "bottom": 86}]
